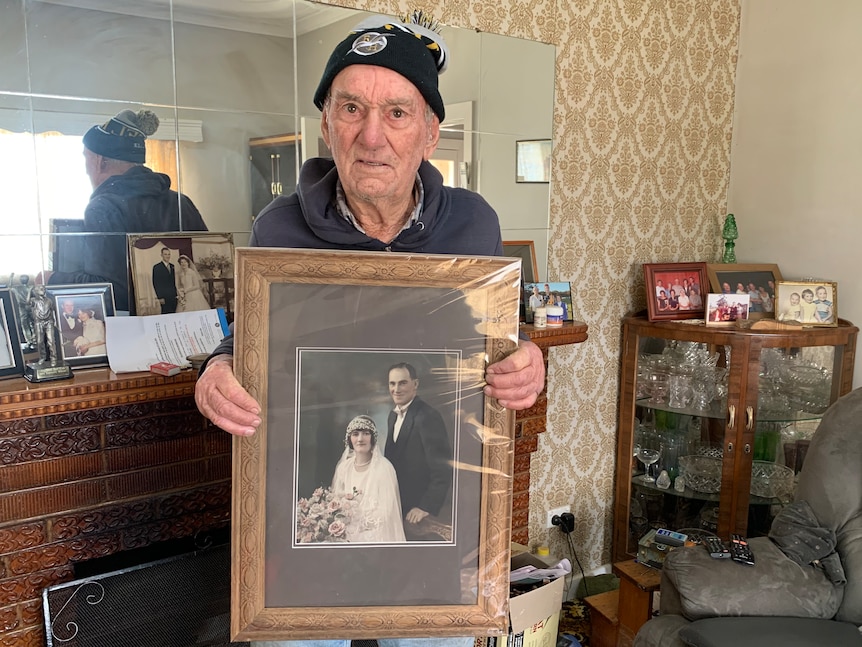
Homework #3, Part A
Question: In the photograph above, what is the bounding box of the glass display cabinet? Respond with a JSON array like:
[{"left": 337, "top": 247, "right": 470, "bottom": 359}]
[{"left": 612, "top": 315, "right": 858, "bottom": 563}]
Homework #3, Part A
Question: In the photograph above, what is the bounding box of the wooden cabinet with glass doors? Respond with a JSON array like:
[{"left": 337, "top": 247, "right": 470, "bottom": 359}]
[{"left": 612, "top": 315, "right": 858, "bottom": 563}]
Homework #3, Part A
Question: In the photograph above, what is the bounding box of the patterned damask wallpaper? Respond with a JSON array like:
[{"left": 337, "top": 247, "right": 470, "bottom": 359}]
[{"left": 325, "top": 0, "right": 741, "bottom": 570}]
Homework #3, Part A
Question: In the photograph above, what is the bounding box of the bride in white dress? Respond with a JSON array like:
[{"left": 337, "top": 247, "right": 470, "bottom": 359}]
[
  {"left": 331, "top": 415, "right": 405, "bottom": 543},
  {"left": 175, "top": 255, "right": 211, "bottom": 312}
]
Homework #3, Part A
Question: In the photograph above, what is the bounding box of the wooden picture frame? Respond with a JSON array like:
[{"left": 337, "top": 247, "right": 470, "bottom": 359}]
[
  {"left": 230, "top": 248, "right": 519, "bottom": 641},
  {"left": 706, "top": 263, "right": 782, "bottom": 320},
  {"left": 706, "top": 292, "right": 750, "bottom": 326},
  {"left": 775, "top": 280, "right": 838, "bottom": 327},
  {"left": 502, "top": 240, "right": 539, "bottom": 284},
  {"left": 515, "top": 139, "right": 551, "bottom": 183},
  {"left": 643, "top": 262, "right": 708, "bottom": 322},
  {"left": 0, "top": 289, "right": 25, "bottom": 379},
  {"left": 45, "top": 283, "right": 115, "bottom": 368},
  {"left": 127, "top": 232, "right": 235, "bottom": 317}
]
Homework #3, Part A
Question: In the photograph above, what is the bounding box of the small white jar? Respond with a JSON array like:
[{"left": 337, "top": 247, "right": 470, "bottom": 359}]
[
  {"left": 546, "top": 305, "right": 564, "bottom": 327},
  {"left": 533, "top": 307, "right": 547, "bottom": 328}
]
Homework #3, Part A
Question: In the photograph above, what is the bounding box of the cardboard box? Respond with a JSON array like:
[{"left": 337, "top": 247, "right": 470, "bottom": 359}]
[{"left": 485, "top": 552, "right": 565, "bottom": 647}]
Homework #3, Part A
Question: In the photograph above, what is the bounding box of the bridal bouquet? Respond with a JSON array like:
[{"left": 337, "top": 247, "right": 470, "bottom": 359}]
[{"left": 296, "top": 486, "right": 360, "bottom": 543}]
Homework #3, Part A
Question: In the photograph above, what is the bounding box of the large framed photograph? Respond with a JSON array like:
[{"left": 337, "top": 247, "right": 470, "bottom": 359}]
[
  {"left": 45, "top": 283, "right": 115, "bottom": 368},
  {"left": 127, "top": 232, "right": 235, "bottom": 318},
  {"left": 775, "top": 280, "right": 838, "bottom": 326},
  {"left": 0, "top": 289, "right": 25, "bottom": 379},
  {"left": 230, "top": 248, "right": 520, "bottom": 641},
  {"left": 643, "top": 262, "right": 707, "bottom": 322},
  {"left": 706, "top": 263, "right": 782, "bottom": 319}
]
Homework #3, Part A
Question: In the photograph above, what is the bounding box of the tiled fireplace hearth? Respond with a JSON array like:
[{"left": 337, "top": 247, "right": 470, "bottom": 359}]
[
  {"left": 0, "top": 321, "right": 585, "bottom": 645},
  {"left": 0, "top": 371, "right": 230, "bottom": 647}
]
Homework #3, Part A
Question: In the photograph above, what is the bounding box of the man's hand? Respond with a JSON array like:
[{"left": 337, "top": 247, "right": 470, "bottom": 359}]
[
  {"left": 484, "top": 340, "right": 545, "bottom": 410},
  {"left": 405, "top": 507, "right": 430, "bottom": 524},
  {"left": 194, "top": 354, "right": 262, "bottom": 436}
]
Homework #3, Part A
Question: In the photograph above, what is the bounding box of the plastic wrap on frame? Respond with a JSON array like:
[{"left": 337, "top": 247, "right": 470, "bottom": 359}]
[{"left": 230, "top": 247, "right": 520, "bottom": 641}]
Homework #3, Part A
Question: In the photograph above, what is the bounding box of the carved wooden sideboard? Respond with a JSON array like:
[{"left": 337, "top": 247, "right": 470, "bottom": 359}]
[{"left": 0, "top": 369, "right": 230, "bottom": 647}]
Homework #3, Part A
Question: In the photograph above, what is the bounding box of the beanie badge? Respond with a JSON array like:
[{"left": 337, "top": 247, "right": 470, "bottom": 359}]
[{"left": 350, "top": 32, "right": 388, "bottom": 57}]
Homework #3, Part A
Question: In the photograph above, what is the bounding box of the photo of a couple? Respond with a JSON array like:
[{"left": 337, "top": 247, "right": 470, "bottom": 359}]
[
  {"left": 295, "top": 359, "right": 455, "bottom": 545},
  {"left": 128, "top": 233, "right": 234, "bottom": 316}
]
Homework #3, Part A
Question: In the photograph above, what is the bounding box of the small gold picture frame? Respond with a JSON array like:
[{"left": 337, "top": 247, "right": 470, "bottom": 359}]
[{"left": 775, "top": 280, "right": 838, "bottom": 327}]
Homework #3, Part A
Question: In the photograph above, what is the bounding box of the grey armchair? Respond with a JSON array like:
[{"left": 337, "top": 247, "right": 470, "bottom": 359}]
[{"left": 634, "top": 387, "right": 862, "bottom": 647}]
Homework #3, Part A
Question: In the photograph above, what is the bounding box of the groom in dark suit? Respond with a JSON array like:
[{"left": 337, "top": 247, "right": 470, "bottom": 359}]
[
  {"left": 58, "top": 297, "right": 83, "bottom": 359},
  {"left": 152, "top": 247, "right": 177, "bottom": 314},
  {"left": 383, "top": 362, "right": 452, "bottom": 540}
]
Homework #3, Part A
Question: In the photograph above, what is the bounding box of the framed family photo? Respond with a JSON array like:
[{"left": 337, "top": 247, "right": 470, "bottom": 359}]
[
  {"left": 127, "top": 232, "right": 235, "bottom": 317},
  {"left": 706, "top": 293, "right": 750, "bottom": 326},
  {"left": 775, "top": 280, "right": 838, "bottom": 326},
  {"left": 706, "top": 263, "right": 782, "bottom": 319},
  {"left": 0, "top": 289, "right": 25, "bottom": 379},
  {"left": 45, "top": 283, "right": 115, "bottom": 368},
  {"left": 643, "top": 262, "right": 708, "bottom": 322},
  {"left": 523, "top": 281, "right": 574, "bottom": 323},
  {"left": 230, "top": 248, "right": 520, "bottom": 641}
]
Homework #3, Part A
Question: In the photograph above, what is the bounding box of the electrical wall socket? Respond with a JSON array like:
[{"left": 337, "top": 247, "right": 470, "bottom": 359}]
[{"left": 546, "top": 505, "right": 571, "bottom": 529}]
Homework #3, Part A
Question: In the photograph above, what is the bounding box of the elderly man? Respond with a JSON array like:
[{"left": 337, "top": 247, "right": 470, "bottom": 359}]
[
  {"left": 196, "top": 13, "right": 545, "bottom": 647},
  {"left": 43, "top": 109, "right": 207, "bottom": 311}
]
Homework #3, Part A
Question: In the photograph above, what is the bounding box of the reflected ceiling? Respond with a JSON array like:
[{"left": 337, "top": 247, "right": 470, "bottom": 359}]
[{"left": 40, "top": 0, "right": 356, "bottom": 36}]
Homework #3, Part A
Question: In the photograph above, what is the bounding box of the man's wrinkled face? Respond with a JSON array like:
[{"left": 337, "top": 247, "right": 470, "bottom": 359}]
[{"left": 321, "top": 65, "right": 439, "bottom": 209}]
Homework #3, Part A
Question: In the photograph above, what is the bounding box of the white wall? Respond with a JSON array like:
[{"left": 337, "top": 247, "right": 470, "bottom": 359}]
[{"left": 729, "top": 0, "right": 862, "bottom": 385}]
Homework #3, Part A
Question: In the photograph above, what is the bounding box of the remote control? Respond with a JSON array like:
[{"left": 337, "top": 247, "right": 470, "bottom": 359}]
[
  {"left": 730, "top": 534, "right": 755, "bottom": 565},
  {"left": 655, "top": 528, "right": 688, "bottom": 547},
  {"left": 703, "top": 536, "right": 731, "bottom": 559}
]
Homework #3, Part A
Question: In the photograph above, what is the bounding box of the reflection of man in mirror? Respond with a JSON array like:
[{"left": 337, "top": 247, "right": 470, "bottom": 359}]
[
  {"left": 152, "top": 247, "right": 178, "bottom": 314},
  {"left": 383, "top": 363, "right": 452, "bottom": 539},
  {"left": 28, "top": 285, "right": 58, "bottom": 364},
  {"left": 59, "top": 297, "right": 83, "bottom": 358},
  {"left": 41, "top": 109, "right": 208, "bottom": 312}
]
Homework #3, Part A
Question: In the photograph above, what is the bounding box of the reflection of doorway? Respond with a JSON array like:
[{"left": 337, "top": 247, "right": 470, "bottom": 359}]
[
  {"left": 431, "top": 101, "right": 473, "bottom": 189},
  {"left": 429, "top": 134, "right": 464, "bottom": 188}
]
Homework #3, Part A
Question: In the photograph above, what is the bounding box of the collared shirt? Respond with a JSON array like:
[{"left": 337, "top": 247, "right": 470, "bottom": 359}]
[
  {"left": 334, "top": 173, "right": 424, "bottom": 236},
  {"left": 392, "top": 398, "right": 414, "bottom": 443}
]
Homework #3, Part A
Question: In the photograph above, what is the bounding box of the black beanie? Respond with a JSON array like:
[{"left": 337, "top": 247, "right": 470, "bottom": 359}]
[
  {"left": 82, "top": 109, "right": 160, "bottom": 163},
  {"left": 313, "top": 14, "right": 449, "bottom": 121}
]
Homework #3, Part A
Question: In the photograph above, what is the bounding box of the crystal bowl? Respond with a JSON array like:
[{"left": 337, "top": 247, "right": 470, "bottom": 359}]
[
  {"left": 750, "top": 460, "right": 795, "bottom": 499},
  {"left": 679, "top": 455, "right": 722, "bottom": 494}
]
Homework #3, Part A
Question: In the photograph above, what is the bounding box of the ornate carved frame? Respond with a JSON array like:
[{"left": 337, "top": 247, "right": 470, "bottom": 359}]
[{"left": 230, "top": 248, "right": 519, "bottom": 641}]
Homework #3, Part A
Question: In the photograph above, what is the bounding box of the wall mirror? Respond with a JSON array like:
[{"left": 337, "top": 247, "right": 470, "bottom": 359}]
[{"left": 0, "top": 0, "right": 554, "bottom": 289}]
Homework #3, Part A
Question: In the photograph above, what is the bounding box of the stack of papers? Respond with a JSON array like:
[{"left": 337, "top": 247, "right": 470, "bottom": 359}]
[{"left": 105, "top": 308, "right": 229, "bottom": 373}]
